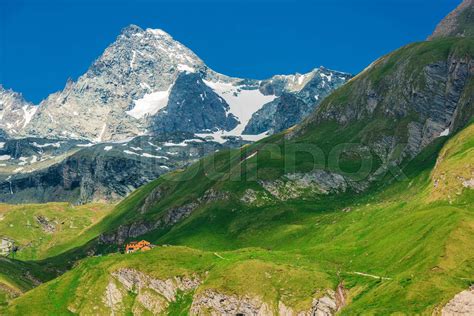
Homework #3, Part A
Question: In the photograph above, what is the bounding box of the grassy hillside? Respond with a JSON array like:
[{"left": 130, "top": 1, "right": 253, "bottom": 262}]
[
  {"left": 0, "top": 202, "right": 114, "bottom": 260},
  {"left": 2, "top": 35, "right": 472, "bottom": 314},
  {"left": 0, "top": 258, "right": 54, "bottom": 308},
  {"left": 5, "top": 119, "right": 473, "bottom": 314}
]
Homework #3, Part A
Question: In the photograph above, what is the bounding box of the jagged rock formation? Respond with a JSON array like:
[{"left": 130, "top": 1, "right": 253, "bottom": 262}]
[
  {"left": 98, "top": 268, "right": 201, "bottom": 315},
  {"left": 18, "top": 25, "right": 349, "bottom": 143},
  {"left": 245, "top": 67, "right": 351, "bottom": 135},
  {"left": 0, "top": 86, "right": 37, "bottom": 137},
  {"left": 190, "top": 290, "right": 273, "bottom": 315},
  {"left": 25, "top": 25, "right": 206, "bottom": 141},
  {"left": 190, "top": 288, "right": 344, "bottom": 315},
  {"left": 429, "top": 0, "right": 473, "bottom": 40},
  {"left": 0, "top": 25, "right": 349, "bottom": 204}
]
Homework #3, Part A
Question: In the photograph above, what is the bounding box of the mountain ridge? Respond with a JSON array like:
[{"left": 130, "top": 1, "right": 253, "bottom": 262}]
[{"left": 11, "top": 24, "right": 350, "bottom": 142}]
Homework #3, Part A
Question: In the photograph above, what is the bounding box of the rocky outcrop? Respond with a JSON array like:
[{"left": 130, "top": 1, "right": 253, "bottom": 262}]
[
  {"left": 428, "top": 0, "right": 473, "bottom": 40},
  {"left": 99, "top": 189, "right": 228, "bottom": 244},
  {"left": 18, "top": 24, "right": 347, "bottom": 143},
  {"left": 0, "top": 85, "right": 37, "bottom": 137},
  {"left": 103, "top": 281, "right": 124, "bottom": 315},
  {"left": 259, "top": 170, "right": 357, "bottom": 201},
  {"left": 299, "top": 39, "right": 473, "bottom": 163},
  {"left": 112, "top": 268, "right": 201, "bottom": 300},
  {"left": 25, "top": 26, "right": 205, "bottom": 141},
  {"left": 441, "top": 286, "right": 474, "bottom": 315},
  {"left": 0, "top": 134, "right": 225, "bottom": 204},
  {"left": 190, "top": 290, "right": 272, "bottom": 315},
  {"left": 151, "top": 72, "right": 238, "bottom": 134},
  {"left": 244, "top": 67, "right": 351, "bottom": 135},
  {"left": 35, "top": 215, "right": 56, "bottom": 233},
  {"left": 108, "top": 268, "right": 201, "bottom": 314},
  {"left": 190, "top": 286, "right": 345, "bottom": 316}
]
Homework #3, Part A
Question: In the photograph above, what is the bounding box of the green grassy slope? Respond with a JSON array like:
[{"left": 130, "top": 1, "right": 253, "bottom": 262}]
[
  {"left": 0, "top": 203, "right": 114, "bottom": 261},
  {"left": 0, "top": 258, "right": 54, "bottom": 308},
  {"left": 3, "top": 37, "right": 472, "bottom": 314},
  {"left": 6, "top": 120, "right": 473, "bottom": 314}
]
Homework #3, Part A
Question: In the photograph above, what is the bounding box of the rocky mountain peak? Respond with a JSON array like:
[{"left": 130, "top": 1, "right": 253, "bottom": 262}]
[
  {"left": 428, "top": 0, "right": 473, "bottom": 40},
  {"left": 120, "top": 24, "right": 144, "bottom": 37},
  {"left": 0, "top": 85, "right": 37, "bottom": 137},
  {"left": 20, "top": 24, "right": 350, "bottom": 143}
]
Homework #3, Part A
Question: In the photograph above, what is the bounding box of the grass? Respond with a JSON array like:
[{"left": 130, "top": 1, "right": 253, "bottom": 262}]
[
  {"left": 5, "top": 120, "right": 473, "bottom": 315},
  {"left": 0, "top": 202, "right": 114, "bottom": 261},
  {"left": 2, "top": 36, "right": 473, "bottom": 315}
]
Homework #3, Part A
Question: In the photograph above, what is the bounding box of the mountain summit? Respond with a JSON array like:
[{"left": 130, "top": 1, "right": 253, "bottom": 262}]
[{"left": 19, "top": 25, "right": 350, "bottom": 142}]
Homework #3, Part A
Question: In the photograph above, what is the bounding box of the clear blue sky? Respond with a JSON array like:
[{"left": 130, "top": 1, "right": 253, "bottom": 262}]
[{"left": 0, "top": 0, "right": 459, "bottom": 104}]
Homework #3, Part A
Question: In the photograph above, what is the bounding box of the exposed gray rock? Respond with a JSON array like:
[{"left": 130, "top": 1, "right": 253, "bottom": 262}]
[
  {"left": 18, "top": 25, "right": 347, "bottom": 144},
  {"left": 190, "top": 286, "right": 344, "bottom": 316},
  {"left": 151, "top": 72, "right": 238, "bottom": 134},
  {"left": 25, "top": 26, "right": 205, "bottom": 141},
  {"left": 259, "top": 170, "right": 350, "bottom": 201},
  {"left": 240, "top": 188, "right": 273, "bottom": 207},
  {"left": 0, "top": 134, "right": 225, "bottom": 204},
  {"left": 0, "top": 85, "right": 37, "bottom": 137},
  {"left": 190, "top": 290, "right": 272, "bottom": 315},
  {"left": 112, "top": 268, "right": 200, "bottom": 300},
  {"left": 302, "top": 46, "right": 473, "bottom": 161},
  {"left": 110, "top": 268, "right": 201, "bottom": 314},
  {"left": 102, "top": 281, "right": 124, "bottom": 315},
  {"left": 244, "top": 67, "right": 351, "bottom": 135},
  {"left": 35, "top": 215, "right": 56, "bottom": 233},
  {"left": 441, "top": 286, "right": 474, "bottom": 315},
  {"left": 99, "top": 189, "right": 228, "bottom": 244}
]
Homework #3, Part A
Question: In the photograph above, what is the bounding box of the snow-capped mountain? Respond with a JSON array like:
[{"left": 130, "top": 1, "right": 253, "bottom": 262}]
[
  {"left": 0, "top": 85, "right": 37, "bottom": 137},
  {"left": 20, "top": 24, "right": 350, "bottom": 142},
  {"left": 0, "top": 24, "right": 351, "bottom": 204}
]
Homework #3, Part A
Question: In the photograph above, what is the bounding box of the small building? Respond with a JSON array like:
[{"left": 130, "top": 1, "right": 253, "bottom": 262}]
[{"left": 125, "top": 240, "right": 153, "bottom": 253}]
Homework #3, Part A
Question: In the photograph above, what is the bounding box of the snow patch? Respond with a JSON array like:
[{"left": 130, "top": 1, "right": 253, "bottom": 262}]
[
  {"left": 177, "top": 64, "right": 195, "bottom": 73},
  {"left": 141, "top": 153, "right": 169, "bottom": 160},
  {"left": 195, "top": 130, "right": 269, "bottom": 144},
  {"left": 77, "top": 143, "right": 94, "bottom": 147},
  {"left": 163, "top": 141, "right": 187, "bottom": 147},
  {"left": 127, "top": 85, "right": 172, "bottom": 119},
  {"left": 123, "top": 150, "right": 139, "bottom": 156},
  {"left": 0, "top": 155, "right": 11, "bottom": 161},
  {"left": 104, "top": 146, "right": 113, "bottom": 151},
  {"left": 22, "top": 105, "right": 37, "bottom": 128},
  {"left": 130, "top": 50, "right": 137, "bottom": 70},
  {"left": 203, "top": 80, "right": 276, "bottom": 136},
  {"left": 440, "top": 128, "right": 450, "bottom": 137},
  {"left": 32, "top": 142, "right": 61, "bottom": 148}
]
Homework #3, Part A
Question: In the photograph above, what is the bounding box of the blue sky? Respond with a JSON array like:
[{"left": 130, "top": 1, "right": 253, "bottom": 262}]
[{"left": 0, "top": 0, "right": 459, "bottom": 104}]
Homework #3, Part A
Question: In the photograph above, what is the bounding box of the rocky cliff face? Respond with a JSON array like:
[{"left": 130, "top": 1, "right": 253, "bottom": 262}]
[
  {"left": 0, "top": 134, "right": 229, "bottom": 204},
  {"left": 25, "top": 25, "right": 206, "bottom": 141},
  {"left": 13, "top": 24, "right": 349, "bottom": 143},
  {"left": 429, "top": 0, "right": 473, "bottom": 40},
  {"left": 244, "top": 67, "right": 351, "bottom": 135},
  {"left": 299, "top": 38, "right": 474, "bottom": 162},
  {"left": 0, "top": 25, "right": 351, "bottom": 203}
]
